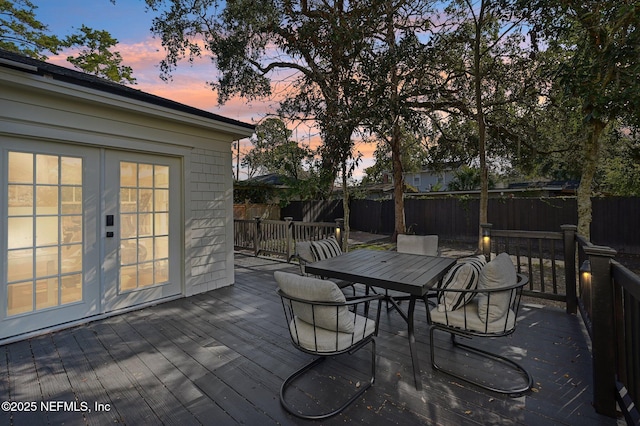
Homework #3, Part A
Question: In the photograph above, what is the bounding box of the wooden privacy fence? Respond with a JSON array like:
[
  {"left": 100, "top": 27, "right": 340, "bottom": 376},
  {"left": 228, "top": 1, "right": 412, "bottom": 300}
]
[
  {"left": 233, "top": 217, "right": 339, "bottom": 260},
  {"left": 341, "top": 197, "right": 640, "bottom": 255}
]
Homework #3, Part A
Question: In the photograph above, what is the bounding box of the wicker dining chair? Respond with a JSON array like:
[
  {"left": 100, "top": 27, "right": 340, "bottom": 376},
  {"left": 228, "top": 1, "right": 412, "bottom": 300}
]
[{"left": 275, "top": 271, "right": 383, "bottom": 420}]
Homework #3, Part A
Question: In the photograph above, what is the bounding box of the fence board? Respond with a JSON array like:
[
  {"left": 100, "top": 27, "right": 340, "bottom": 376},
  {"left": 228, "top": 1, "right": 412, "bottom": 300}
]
[{"left": 308, "top": 197, "right": 640, "bottom": 255}]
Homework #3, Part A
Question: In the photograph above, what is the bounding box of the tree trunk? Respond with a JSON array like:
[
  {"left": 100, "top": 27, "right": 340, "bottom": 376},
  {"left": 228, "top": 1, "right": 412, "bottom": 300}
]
[
  {"left": 385, "top": 0, "right": 405, "bottom": 241},
  {"left": 577, "top": 119, "right": 606, "bottom": 239},
  {"left": 391, "top": 123, "right": 406, "bottom": 240},
  {"left": 341, "top": 160, "right": 350, "bottom": 252},
  {"left": 474, "top": 1, "right": 488, "bottom": 251}
]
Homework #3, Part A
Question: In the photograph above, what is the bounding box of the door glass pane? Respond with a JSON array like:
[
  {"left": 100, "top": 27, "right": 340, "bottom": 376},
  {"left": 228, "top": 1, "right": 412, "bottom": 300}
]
[
  {"left": 61, "top": 157, "right": 82, "bottom": 185},
  {"left": 61, "top": 244, "right": 83, "bottom": 274},
  {"left": 36, "top": 216, "right": 58, "bottom": 246},
  {"left": 7, "top": 217, "right": 33, "bottom": 249},
  {"left": 7, "top": 249, "right": 33, "bottom": 282},
  {"left": 119, "top": 161, "right": 170, "bottom": 292},
  {"left": 120, "top": 162, "right": 137, "bottom": 187},
  {"left": 61, "top": 187, "right": 82, "bottom": 214},
  {"left": 61, "top": 216, "right": 82, "bottom": 244},
  {"left": 8, "top": 152, "right": 33, "bottom": 183},
  {"left": 139, "top": 164, "right": 153, "bottom": 187},
  {"left": 36, "top": 186, "right": 58, "bottom": 215},
  {"left": 8, "top": 185, "right": 33, "bottom": 216},
  {"left": 36, "top": 155, "right": 58, "bottom": 185},
  {"left": 7, "top": 283, "right": 33, "bottom": 316},
  {"left": 36, "top": 246, "right": 58, "bottom": 276},
  {"left": 36, "top": 278, "right": 59, "bottom": 310},
  {"left": 61, "top": 274, "right": 82, "bottom": 304},
  {"left": 5, "top": 151, "right": 84, "bottom": 316},
  {"left": 155, "top": 166, "right": 169, "bottom": 188}
]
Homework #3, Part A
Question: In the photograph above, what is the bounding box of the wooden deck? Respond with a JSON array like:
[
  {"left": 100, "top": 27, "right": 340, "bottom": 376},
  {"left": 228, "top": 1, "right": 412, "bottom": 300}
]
[{"left": 0, "top": 253, "right": 623, "bottom": 425}]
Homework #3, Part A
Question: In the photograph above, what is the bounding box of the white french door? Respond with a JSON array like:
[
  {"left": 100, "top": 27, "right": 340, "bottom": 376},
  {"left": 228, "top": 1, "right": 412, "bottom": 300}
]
[
  {"left": 102, "top": 150, "right": 182, "bottom": 311},
  {"left": 1, "top": 141, "right": 182, "bottom": 340},
  {"left": 1, "top": 141, "right": 100, "bottom": 338}
]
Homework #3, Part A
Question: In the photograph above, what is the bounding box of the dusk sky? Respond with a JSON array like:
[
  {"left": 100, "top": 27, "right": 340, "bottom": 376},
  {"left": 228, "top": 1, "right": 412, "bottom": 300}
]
[{"left": 32, "top": 0, "right": 375, "bottom": 180}]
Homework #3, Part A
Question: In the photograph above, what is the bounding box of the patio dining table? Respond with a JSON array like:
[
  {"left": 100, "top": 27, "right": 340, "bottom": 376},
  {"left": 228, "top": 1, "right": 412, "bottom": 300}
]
[{"left": 305, "top": 249, "right": 456, "bottom": 391}]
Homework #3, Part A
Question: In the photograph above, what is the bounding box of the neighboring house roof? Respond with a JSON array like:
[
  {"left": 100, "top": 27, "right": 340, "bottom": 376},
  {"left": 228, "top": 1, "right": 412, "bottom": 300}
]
[
  {"left": 243, "top": 173, "right": 288, "bottom": 186},
  {"left": 0, "top": 49, "right": 255, "bottom": 133}
]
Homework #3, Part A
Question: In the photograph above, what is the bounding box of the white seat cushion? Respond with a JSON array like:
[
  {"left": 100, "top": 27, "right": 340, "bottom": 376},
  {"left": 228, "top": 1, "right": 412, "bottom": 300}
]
[
  {"left": 275, "top": 271, "right": 355, "bottom": 333},
  {"left": 430, "top": 303, "right": 516, "bottom": 334},
  {"left": 477, "top": 253, "right": 517, "bottom": 323},
  {"left": 289, "top": 314, "right": 377, "bottom": 352}
]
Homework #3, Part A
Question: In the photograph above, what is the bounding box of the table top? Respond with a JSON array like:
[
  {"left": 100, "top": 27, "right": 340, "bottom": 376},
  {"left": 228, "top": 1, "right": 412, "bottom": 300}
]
[{"left": 305, "top": 249, "right": 457, "bottom": 296}]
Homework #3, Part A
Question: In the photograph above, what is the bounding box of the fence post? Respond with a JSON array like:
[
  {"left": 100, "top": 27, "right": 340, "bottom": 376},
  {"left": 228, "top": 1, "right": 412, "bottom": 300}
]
[
  {"left": 285, "top": 217, "right": 294, "bottom": 261},
  {"left": 584, "top": 244, "right": 618, "bottom": 417},
  {"left": 562, "top": 225, "right": 578, "bottom": 314},
  {"left": 480, "top": 223, "right": 492, "bottom": 263},
  {"left": 254, "top": 216, "right": 262, "bottom": 257},
  {"left": 335, "top": 218, "right": 345, "bottom": 250}
]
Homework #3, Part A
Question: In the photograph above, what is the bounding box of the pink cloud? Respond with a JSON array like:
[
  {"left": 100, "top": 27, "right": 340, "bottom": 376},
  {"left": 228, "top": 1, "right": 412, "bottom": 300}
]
[{"left": 51, "top": 37, "right": 375, "bottom": 180}]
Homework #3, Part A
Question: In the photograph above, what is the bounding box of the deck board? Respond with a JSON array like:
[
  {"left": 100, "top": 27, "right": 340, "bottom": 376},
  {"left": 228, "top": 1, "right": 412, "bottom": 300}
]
[{"left": 0, "top": 253, "right": 623, "bottom": 425}]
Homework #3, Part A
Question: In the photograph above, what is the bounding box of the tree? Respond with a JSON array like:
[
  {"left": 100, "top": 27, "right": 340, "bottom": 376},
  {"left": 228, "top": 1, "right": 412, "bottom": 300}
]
[
  {"left": 599, "top": 127, "right": 640, "bottom": 196},
  {"left": 62, "top": 25, "right": 135, "bottom": 84},
  {"left": 534, "top": 1, "right": 640, "bottom": 238},
  {"left": 0, "top": 0, "right": 135, "bottom": 83},
  {"left": 358, "top": 0, "right": 436, "bottom": 239},
  {"left": 0, "top": 0, "right": 58, "bottom": 59},
  {"left": 424, "top": 0, "right": 540, "bottom": 247},
  {"left": 145, "top": 0, "right": 386, "bottom": 249},
  {"left": 242, "top": 118, "right": 312, "bottom": 180},
  {"left": 361, "top": 129, "right": 427, "bottom": 184}
]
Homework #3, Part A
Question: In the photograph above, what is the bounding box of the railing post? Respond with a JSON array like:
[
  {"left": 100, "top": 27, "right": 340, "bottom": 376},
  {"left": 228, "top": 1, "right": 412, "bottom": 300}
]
[
  {"left": 562, "top": 225, "right": 578, "bottom": 314},
  {"left": 480, "top": 223, "right": 492, "bottom": 263},
  {"left": 285, "top": 217, "right": 294, "bottom": 262},
  {"left": 335, "top": 218, "right": 345, "bottom": 250},
  {"left": 585, "top": 244, "right": 618, "bottom": 417},
  {"left": 254, "top": 216, "right": 262, "bottom": 257}
]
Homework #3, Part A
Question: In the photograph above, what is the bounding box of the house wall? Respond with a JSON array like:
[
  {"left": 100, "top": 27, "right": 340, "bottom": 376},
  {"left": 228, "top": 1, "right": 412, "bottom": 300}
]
[
  {"left": 405, "top": 170, "right": 457, "bottom": 192},
  {"left": 1, "top": 65, "right": 251, "bottom": 303}
]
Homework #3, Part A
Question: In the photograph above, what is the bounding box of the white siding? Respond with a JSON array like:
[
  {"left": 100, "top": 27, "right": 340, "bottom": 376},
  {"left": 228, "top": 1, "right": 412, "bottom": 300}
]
[{"left": 186, "top": 148, "right": 234, "bottom": 295}]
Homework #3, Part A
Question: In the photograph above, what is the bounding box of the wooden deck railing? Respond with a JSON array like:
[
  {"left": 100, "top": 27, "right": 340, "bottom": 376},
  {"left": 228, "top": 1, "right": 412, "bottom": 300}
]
[
  {"left": 233, "top": 217, "right": 338, "bottom": 260},
  {"left": 480, "top": 224, "right": 577, "bottom": 314},
  {"left": 482, "top": 223, "right": 639, "bottom": 422},
  {"left": 575, "top": 238, "right": 640, "bottom": 423}
]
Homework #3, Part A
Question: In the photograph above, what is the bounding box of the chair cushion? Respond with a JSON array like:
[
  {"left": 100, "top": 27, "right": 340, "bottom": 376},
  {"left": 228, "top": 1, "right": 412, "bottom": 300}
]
[
  {"left": 477, "top": 253, "right": 517, "bottom": 323},
  {"left": 430, "top": 303, "right": 516, "bottom": 334},
  {"left": 275, "top": 271, "right": 355, "bottom": 333},
  {"left": 436, "top": 256, "right": 485, "bottom": 312},
  {"left": 295, "top": 241, "right": 314, "bottom": 275},
  {"left": 397, "top": 234, "right": 439, "bottom": 256},
  {"left": 310, "top": 238, "right": 342, "bottom": 261},
  {"left": 289, "top": 314, "right": 376, "bottom": 352}
]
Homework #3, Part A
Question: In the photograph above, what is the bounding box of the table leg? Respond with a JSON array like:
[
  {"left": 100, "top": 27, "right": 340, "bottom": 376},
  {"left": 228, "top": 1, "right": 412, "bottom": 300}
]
[{"left": 408, "top": 296, "right": 422, "bottom": 391}]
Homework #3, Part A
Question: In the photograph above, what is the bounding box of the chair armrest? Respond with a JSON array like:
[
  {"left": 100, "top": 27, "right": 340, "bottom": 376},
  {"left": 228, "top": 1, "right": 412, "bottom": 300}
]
[{"left": 293, "top": 254, "right": 314, "bottom": 276}]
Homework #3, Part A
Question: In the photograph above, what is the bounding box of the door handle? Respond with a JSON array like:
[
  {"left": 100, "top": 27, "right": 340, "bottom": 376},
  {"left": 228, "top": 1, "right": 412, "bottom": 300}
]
[{"left": 106, "top": 215, "right": 114, "bottom": 227}]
